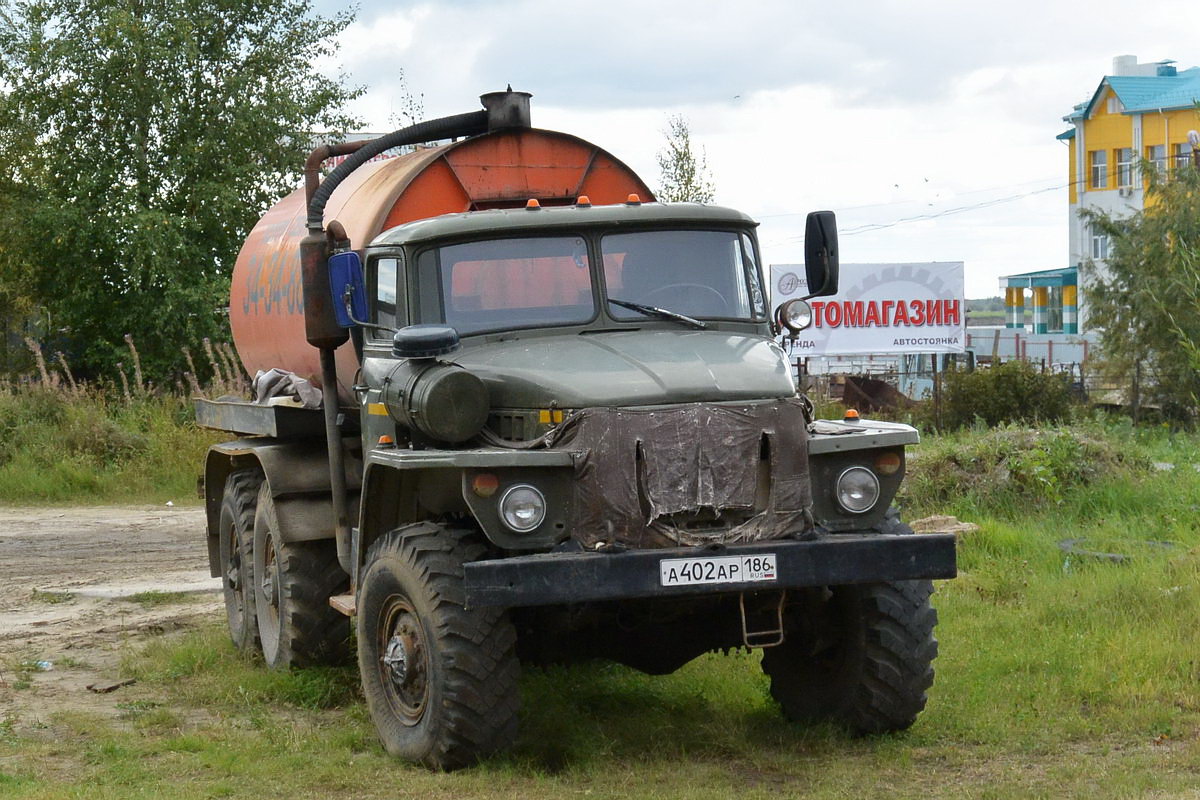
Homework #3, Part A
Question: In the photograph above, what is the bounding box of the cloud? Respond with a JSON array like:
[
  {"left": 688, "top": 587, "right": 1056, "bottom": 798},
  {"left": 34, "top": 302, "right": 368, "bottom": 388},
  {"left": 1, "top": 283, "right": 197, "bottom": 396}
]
[
  {"left": 324, "top": 0, "right": 1196, "bottom": 117},
  {"left": 305, "top": 0, "right": 1198, "bottom": 298}
]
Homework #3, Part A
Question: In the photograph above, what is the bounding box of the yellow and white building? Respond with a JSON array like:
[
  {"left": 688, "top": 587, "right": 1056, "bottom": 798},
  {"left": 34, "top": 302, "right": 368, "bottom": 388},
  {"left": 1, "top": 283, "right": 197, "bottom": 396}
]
[{"left": 1004, "top": 55, "right": 1199, "bottom": 334}]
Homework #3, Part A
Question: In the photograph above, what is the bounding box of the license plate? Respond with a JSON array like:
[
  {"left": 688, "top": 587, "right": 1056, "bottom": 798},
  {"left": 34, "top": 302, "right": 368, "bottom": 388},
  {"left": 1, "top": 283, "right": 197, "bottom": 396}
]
[{"left": 659, "top": 553, "right": 778, "bottom": 587}]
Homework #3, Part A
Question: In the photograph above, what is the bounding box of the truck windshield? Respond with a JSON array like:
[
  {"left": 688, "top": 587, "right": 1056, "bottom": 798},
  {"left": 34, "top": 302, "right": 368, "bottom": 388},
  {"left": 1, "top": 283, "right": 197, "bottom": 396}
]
[
  {"left": 601, "top": 230, "right": 767, "bottom": 322},
  {"left": 416, "top": 236, "right": 596, "bottom": 335}
]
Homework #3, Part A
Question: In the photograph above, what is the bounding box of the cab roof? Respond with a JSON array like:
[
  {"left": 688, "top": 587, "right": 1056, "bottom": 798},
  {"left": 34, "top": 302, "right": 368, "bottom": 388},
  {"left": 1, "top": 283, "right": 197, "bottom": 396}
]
[{"left": 368, "top": 201, "right": 759, "bottom": 249}]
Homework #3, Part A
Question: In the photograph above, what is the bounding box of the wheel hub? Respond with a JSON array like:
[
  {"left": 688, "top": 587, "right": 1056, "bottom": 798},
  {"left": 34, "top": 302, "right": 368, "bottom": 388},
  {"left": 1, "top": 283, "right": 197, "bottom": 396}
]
[
  {"left": 261, "top": 537, "right": 280, "bottom": 611},
  {"left": 379, "top": 607, "right": 427, "bottom": 722},
  {"left": 225, "top": 531, "right": 241, "bottom": 592},
  {"left": 383, "top": 628, "right": 418, "bottom": 686}
]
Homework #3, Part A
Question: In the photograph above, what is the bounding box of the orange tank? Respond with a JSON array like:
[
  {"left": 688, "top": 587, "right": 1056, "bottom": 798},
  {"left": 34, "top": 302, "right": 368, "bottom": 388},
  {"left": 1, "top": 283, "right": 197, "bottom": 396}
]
[{"left": 230, "top": 128, "right": 654, "bottom": 402}]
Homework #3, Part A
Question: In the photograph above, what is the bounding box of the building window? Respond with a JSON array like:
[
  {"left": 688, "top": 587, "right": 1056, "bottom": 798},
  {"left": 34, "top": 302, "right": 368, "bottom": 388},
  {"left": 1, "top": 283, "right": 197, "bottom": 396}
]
[
  {"left": 1116, "top": 147, "right": 1134, "bottom": 187},
  {"left": 1047, "top": 286, "right": 1064, "bottom": 333},
  {"left": 1089, "top": 150, "right": 1107, "bottom": 189},
  {"left": 1106, "top": 96, "right": 1123, "bottom": 114},
  {"left": 1147, "top": 144, "right": 1167, "bottom": 175},
  {"left": 1174, "top": 142, "right": 1193, "bottom": 170},
  {"left": 1091, "top": 229, "right": 1109, "bottom": 260}
]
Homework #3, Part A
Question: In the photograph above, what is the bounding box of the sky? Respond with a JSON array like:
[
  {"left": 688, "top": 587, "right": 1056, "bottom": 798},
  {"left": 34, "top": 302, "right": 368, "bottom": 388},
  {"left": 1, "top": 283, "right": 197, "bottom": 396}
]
[{"left": 312, "top": 0, "right": 1200, "bottom": 298}]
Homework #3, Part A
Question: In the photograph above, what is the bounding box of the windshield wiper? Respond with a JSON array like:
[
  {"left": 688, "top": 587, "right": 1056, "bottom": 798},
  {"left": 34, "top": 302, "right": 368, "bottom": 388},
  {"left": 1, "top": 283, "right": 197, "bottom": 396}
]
[{"left": 607, "top": 298, "right": 706, "bottom": 330}]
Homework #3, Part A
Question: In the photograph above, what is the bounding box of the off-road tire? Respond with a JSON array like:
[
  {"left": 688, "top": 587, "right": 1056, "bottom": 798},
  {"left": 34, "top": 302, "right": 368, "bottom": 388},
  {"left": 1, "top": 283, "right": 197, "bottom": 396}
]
[
  {"left": 357, "top": 523, "right": 519, "bottom": 770},
  {"left": 761, "top": 513, "right": 938, "bottom": 734},
  {"left": 252, "top": 482, "right": 350, "bottom": 668},
  {"left": 218, "top": 469, "right": 263, "bottom": 652},
  {"left": 762, "top": 579, "right": 937, "bottom": 734}
]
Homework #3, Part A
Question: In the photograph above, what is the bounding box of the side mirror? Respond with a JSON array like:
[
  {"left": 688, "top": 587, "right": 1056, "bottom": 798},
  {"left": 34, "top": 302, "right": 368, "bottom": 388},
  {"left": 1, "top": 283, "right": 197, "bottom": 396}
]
[
  {"left": 328, "top": 251, "right": 368, "bottom": 328},
  {"left": 803, "top": 210, "right": 839, "bottom": 299}
]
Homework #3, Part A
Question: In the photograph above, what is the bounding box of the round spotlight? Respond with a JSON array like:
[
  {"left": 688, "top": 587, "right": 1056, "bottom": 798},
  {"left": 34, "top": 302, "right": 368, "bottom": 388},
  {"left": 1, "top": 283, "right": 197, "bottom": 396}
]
[{"left": 776, "top": 298, "right": 814, "bottom": 334}]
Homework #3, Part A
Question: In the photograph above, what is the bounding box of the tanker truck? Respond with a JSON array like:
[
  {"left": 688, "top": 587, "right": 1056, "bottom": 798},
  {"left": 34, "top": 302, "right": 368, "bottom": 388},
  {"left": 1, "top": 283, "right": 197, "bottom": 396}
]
[{"left": 196, "top": 90, "right": 956, "bottom": 770}]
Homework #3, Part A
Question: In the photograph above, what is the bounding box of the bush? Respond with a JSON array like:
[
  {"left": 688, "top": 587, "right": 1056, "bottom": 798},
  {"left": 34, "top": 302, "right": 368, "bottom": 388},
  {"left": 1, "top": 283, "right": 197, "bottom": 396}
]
[{"left": 937, "top": 360, "right": 1074, "bottom": 430}]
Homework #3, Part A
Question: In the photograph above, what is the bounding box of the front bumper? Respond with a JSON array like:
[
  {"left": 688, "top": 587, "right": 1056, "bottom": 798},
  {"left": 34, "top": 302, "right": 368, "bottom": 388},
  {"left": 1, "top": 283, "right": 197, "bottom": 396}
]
[{"left": 464, "top": 533, "right": 956, "bottom": 608}]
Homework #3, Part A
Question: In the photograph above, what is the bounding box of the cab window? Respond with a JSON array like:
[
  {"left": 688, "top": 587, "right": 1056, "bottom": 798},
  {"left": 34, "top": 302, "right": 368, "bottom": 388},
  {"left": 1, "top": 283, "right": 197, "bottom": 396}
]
[
  {"left": 416, "top": 236, "right": 595, "bottom": 335},
  {"left": 372, "top": 256, "right": 399, "bottom": 331}
]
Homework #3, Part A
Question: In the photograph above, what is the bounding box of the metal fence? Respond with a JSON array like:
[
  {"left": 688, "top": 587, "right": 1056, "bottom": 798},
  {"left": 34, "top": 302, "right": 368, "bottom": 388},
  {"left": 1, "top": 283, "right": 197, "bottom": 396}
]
[{"left": 797, "top": 355, "right": 1147, "bottom": 416}]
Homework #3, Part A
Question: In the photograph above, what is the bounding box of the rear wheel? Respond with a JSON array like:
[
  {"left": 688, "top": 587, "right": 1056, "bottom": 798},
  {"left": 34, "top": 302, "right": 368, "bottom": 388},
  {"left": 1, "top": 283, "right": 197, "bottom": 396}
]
[
  {"left": 252, "top": 483, "right": 350, "bottom": 668},
  {"left": 218, "top": 469, "right": 262, "bottom": 652},
  {"left": 761, "top": 578, "right": 938, "bottom": 734},
  {"left": 357, "top": 523, "right": 519, "bottom": 770}
]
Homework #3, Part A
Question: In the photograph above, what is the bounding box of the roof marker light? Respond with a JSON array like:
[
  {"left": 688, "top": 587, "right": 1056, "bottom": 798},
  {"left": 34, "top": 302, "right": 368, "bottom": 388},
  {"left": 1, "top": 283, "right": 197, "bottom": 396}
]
[
  {"left": 577, "top": 195, "right": 591, "bottom": 206},
  {"left": 526, "top": 198, "right": 541, "bottom": 209},
  {"left": 626, "top": 193, "right": 641, "bottom": 205}
]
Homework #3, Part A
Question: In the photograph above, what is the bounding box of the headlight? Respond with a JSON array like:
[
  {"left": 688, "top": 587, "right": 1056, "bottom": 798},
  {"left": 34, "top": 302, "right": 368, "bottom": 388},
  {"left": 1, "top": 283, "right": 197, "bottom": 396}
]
[
  {"left": 499, "top": 484, "right": 546, "bottom": 532},
  {"left": 835, "top": 466, "right": 880, "bottom": 514}
]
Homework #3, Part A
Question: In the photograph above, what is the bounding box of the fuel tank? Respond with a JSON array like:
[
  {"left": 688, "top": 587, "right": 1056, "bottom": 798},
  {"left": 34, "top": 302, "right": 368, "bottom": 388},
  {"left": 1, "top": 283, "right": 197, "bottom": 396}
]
[{"left": 230, "top": 128, "right": 654, "bottom": 402}]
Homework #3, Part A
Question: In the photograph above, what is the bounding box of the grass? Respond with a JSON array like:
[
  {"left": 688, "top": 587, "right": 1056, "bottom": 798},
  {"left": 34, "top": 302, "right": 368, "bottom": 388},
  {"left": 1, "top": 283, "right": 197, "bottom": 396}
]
[
  {"left": 4, "top": 415, "right": 1200, "bottom": 796},
  {"left": 0, "top": 387, "right": 221, "bottom": 505},
  {"left": 900, "top": 417, "right": 1151, "bottom": 517},
  {"left": 119, "top": 591, "right": 199, "bottom": 608},
  {"left": 29, "top": 590, "right": 73, "bottom": 605}
]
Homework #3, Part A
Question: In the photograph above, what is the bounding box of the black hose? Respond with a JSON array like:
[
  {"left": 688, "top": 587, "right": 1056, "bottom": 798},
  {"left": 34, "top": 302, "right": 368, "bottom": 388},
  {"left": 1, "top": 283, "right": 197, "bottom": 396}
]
[{"left": 306, "top": 109, "right": 489, "bottom": 231}]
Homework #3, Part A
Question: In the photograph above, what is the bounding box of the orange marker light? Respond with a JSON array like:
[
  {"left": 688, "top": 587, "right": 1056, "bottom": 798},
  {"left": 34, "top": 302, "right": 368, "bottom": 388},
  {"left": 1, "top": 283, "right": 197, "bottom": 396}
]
[
  {"left": 472, "top": 473, "right": 500, "bottom": 498},
  {"left": 626, "top": 193, "right": 641, "bottom": 205},
  {"left": 875, "top": 451, "right": 902, "bottom": 476},
  {"left": 577, "top": 195, "right": 591, "bottom": 206},
  {"left": 377, "top": 435, "right": 395, "bottom": 447},
  {"left": 843, "top": 409, "right": 860, "bottom": 422},
  {"left": 526, "top": 198, "right": 541, "bottom": 209}
]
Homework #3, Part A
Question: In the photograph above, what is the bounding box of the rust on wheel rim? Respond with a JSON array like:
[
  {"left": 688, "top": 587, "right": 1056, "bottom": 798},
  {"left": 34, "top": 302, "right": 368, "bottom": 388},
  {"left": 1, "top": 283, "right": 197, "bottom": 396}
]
[
  {"left": 224, "top": 523, "right": 246, "bottom": 625},
  {"left": 260, "top": 532, "right": 280, "bottom": 630},
  {"left": 379, "top": 595, "right": 428, "bottom": 725}
]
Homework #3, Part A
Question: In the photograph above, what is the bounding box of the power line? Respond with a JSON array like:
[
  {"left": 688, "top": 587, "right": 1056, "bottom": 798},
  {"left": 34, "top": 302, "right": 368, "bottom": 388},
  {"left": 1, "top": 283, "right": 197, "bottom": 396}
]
[
  {"left": 752, "top": 174, "right": 1067, "bottom": 219},
  {"left": 763, "top": 179, "right": 1076, "bottom": 246},
  {"left": 837, "top": 183, "right": 1068, "bottom": 237}
]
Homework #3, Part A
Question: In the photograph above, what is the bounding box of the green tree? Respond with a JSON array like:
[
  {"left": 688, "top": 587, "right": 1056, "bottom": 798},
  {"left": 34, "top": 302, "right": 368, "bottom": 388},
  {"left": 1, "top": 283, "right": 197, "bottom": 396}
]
[
  {"left": 386, "top": 68, "right": 426, "bottom": 156},
  {"left": 1082, "top": 159, "right": 1200, "bottom": 417},
  {"left": 655, "top": 114, "right": 715, "bottom": 203},
  {"left": 0, "top": 0, "right": 360, "bottom": 382},
  {"left": 388, "top": 68, "right": 426, "bottom": 130}
]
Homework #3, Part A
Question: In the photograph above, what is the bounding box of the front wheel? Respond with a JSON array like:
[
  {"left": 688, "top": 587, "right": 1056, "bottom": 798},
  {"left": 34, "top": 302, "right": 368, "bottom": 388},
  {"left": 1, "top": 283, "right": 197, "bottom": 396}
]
[
  {"left": 761, "top": 579, "right": 938, "bottom": 734},
  {"left": 357, "top": 523, "right": 519, "bottom": 770}
]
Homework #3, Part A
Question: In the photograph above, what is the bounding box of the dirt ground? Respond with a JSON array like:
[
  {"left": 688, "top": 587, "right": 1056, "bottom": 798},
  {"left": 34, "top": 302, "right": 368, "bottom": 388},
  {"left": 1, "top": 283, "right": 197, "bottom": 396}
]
[{"left": 0, "top": 505, "right": 220, "bottom": 726}]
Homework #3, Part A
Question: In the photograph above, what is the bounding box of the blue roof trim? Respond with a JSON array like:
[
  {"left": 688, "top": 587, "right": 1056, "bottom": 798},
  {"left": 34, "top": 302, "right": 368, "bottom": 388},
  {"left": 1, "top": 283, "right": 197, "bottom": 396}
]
[
  {"left": 1077, "top": 68, "right": 1200, "bottom": 119},
  {"left": 1003, "top": 267, "right": 1078, "bottom": 288},
  {"left": 1056, "top": 128, "right": 1076, "bottom": 140}
]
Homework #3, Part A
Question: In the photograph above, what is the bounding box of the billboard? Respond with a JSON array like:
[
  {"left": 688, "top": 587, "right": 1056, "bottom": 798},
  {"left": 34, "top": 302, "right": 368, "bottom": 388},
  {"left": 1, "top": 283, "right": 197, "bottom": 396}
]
[{"left": 769, "top": 262, "right": 965, "bottom": 356}]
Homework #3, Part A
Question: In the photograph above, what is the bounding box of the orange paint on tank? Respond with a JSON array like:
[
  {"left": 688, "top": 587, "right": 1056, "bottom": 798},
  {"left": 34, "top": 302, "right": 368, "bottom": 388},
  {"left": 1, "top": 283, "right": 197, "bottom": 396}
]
[{"left": 229, "top": 129, "right": 653, "bottom": 403}]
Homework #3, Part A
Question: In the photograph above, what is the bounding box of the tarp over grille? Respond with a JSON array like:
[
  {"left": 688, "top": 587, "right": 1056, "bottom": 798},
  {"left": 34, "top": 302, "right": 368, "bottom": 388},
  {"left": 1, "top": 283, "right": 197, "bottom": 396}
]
[{"left": 547, "top": 399, "right": 812, "bottom": 548}]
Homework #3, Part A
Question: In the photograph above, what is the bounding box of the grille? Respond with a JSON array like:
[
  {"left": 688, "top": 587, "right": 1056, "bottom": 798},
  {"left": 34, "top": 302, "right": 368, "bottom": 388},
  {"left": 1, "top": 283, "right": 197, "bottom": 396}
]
[{"left": 487, "top": 411, "right": 539, "bottom": 442}]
